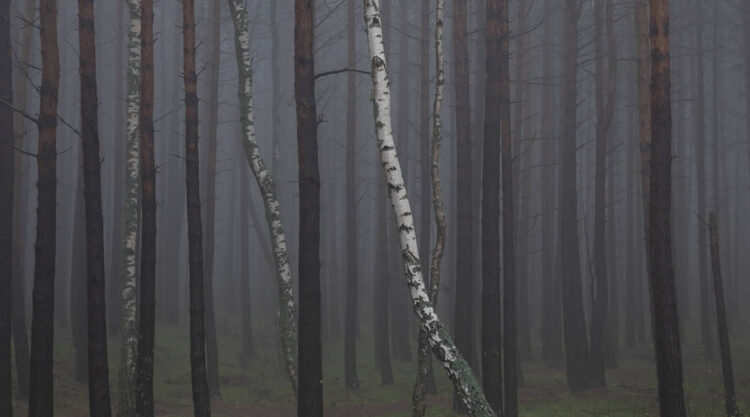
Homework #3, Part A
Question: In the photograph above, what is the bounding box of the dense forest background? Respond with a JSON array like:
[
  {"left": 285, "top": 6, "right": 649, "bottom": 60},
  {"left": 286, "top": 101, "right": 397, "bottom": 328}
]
[{"left": 1, "top": 0, "right": 749, "bottom": 416}]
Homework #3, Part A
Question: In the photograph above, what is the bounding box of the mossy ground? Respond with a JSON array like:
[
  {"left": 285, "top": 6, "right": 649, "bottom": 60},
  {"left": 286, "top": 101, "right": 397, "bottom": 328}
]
[{"left": 9, "top": 321, "right": 750, "bottom": 416}]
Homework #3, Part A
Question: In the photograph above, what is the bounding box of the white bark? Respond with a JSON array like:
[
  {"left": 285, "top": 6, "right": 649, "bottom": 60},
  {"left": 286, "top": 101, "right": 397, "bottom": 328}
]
[
  {"left": 363, "top": 1, "right": 494, "bottom": 416},
  {"left": 227, "top": 0, "right": 298, "bottom": 398},
  {"left": 117, "top": 1, "right": 141, "bottom": 416}
]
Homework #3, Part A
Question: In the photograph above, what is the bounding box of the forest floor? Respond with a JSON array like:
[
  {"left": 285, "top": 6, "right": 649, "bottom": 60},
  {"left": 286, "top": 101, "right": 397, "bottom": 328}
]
[{"left": 9, "top": 321, "right": 750, "bottom": 416}]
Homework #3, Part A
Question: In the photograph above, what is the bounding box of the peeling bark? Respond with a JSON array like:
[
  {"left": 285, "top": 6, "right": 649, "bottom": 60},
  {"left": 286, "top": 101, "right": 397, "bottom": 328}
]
[
  {"left": 227, "top": 0, "right": 299, "bottom": 397},
  {"left": 363, "top": 2, "right": 495, "bottom": 416}
]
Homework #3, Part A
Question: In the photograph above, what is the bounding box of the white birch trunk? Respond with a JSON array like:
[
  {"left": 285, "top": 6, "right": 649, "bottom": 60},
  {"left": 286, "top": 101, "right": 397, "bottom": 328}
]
[
  {"left": 227, "top": 0, "right": 298, "bottom": 398},
  {"left": 363, "top": 1, "right": 494, "bottom": 416},
  {"left": 117, "top": 1, "right": 141, "bottom": 415}
]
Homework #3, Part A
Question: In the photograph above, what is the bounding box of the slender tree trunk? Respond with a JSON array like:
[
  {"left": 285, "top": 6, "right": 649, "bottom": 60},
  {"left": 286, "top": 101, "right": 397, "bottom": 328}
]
[
  {"left": 202, "top": 0, "right": 221, "bottom": 398},
  {"left": 498, "top": 0, "right": 515, "bottom": 412},
  {"left": 135, "top": 0, "right": 157, "bottom": 411},
  {"left": 77, "top": 0, "right": 113, "bottom": 413},
  {"left": 707, "top": 212, "right": 740, "bottom": 417},
  {"left": 540, "top": 0, "right": 563, "bottom": 365},
  {"left": 416, "top": 0, "right": 437, "bottom": 395},
  {"left": 692, "top": 0, "right": 713, "bottom": 361},
  {"left": 413, "top": 1, "right": 446, "bottom": 414},
  {"left": 11, "top": 0, "right": 34, "bottom": 397},
  {"left": 560, "top": 0, "right": 594, "bottom": 392},
  {"left": 295, "top": 0, "right": 322, "bottom": 415},
  {"left": 181, "top": 1, "right": 212, "bottom": 414},
  {"left": 227, "top": 0, "right": 299, "bottom": 396},
  {"left": 239, "top": 166, "right": 257, "bottom": 368},
  {"left": 482, "top": 0, "right": 503, "bottom": 412},
  {"left": 28, "top": 0, "right": 59, "bottom": 413},
  {"left": 647, "top": 1, "right": 687, "bottom": 415},
  {"left": 71, "top": 167, "right": 88, "bottom": 384},
  {"left": 452, "top": 0, "right": 476, "bottom": 411},
  {"left": 0, "top": 0, "right": 13, "bottom": 412},
  {"left": 108, "top": 0, "right": 126, "bottom": 337},
  {"left": 363, "top": 3, "right": 495, "bottom": 416},
  {"left": 590, "top": 0, "right": 617, "bottom": 387},
  {"left": 374, "top": 163, "right": 395, "bottom": 386},
  {"left": 117, "top": 1, "right": 141, "bottom": 415},
  {"left": 344, "top": 0, "right": 360, "bottom": 390}
]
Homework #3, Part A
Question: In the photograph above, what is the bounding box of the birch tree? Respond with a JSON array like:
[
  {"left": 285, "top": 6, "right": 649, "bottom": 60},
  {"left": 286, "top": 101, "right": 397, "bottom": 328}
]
[
  {"left": 117, "top": 1, "right": 141, "bottom": 416},
  {"left": 363, "top": 2, "right": 495, "bottom": 416},
  {"left": 413, "top": 0, "right": 446, "bottom": 414},
  {"left": 227, "top": 0, "right": 298, "bottom": 397}
]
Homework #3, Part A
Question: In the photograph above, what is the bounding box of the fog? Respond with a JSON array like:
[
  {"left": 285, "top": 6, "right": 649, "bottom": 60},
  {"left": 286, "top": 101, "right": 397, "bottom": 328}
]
[{"left": 2, "top": 0, "right": 749, "bottom": 416}]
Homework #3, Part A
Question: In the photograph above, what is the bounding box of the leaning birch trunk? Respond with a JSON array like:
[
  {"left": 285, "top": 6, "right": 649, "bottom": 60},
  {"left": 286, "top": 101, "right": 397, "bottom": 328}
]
[
  {"left": 117, "top": 1, "right": 141, "bottom": 416},
  {"left": 227, "top": 0, "right": 298, "bottom": 397},
  {"left": 363, "top": 2, "right": 494, "bottom": 416},
  {"left": 412, "top": 0, "right": 447, "bottom": 415}
]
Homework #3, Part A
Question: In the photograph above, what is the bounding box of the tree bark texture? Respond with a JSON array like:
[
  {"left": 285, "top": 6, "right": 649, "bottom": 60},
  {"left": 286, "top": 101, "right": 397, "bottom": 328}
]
[
  {"left": 28, "top": 0, "right": 59, "bottom": 413},
  {"left": 647, "top": 1, "right": 687, "bottom": 415},
  {"left": 363, "top": 2, "right": 496, "bottom": 416}
]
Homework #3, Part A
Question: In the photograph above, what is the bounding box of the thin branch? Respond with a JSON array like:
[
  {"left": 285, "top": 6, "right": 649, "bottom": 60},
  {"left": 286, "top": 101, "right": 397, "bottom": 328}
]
[
  {"left": 314, "top": 67, "right": 370, "bottom": 80},
  {"left": 0, "top": 97, "right": 38, "bottom": 123}
]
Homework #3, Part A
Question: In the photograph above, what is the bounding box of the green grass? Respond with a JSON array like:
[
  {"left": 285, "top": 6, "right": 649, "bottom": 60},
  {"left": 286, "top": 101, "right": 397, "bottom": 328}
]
[{"left": 10, "top": 321, "right": 750, "bottom": 416}]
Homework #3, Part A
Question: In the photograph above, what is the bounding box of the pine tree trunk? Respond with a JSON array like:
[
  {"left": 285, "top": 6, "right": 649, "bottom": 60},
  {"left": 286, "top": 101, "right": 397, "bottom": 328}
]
[
  {"left": 707, "top": 212, "right": 740, "bottom": 417},
  {"left": 11, "top": 0, "right": 34, "bottom": 397},
  {"left": 540, "top": 0, "right": 563, "bottom": 365},
  {"left": 374, "top": 175, "right": 395, "bottom": 385},
  {"left": 227, "top": 0, "right": 299, "bottom": 397},
  {"left": 181, "top": 1, "right": 212, "bottom": 414},
  {"left": 76, "top": 0, "right": 113, "bottom": 412},
  {"left": 481, "top": 0, "right": 503, "bottom": 412},
  {"left": 295, "top": 0, "right": 322, "bottom": 415},
  {"left": 71, "top": 166, "right": 88, "bottom": 384},
  {"left": 117, "top": 1, "right": 141, "bottom": 415},
  {"left": 0, "top": 0, "right": 14, "bottom": 411},
  {"left": 363, "top": 2, "right": 495, "bottom": 416},
  {"left": 451, "top": 0, "right": 476, "bottom": 411},
  {"left": 498, "top": 0, "right": 515, "bottom": 412},
  {"left": 647, "top": 1, "right": 687, "bottom": 414},
  {"left": 344, "top": 0, "right": 359, "bottom": 390},
  {"left": 560, "top": 0, "right": 594, "bottom": 392},
  {"left": 692, "top": 0, "right": 713, "bottom": 361},
  {"left": 202, "top": 0, "right": 221, "bottom": 398},
  {"left": 28, "top": 0, "right": 59, "bottom": 412},
  {"left": 413, "top": 0, "right": 446, "bottom": 413},
  {"left": 135, "top": 0, "right": 157, "bottom": 411}
]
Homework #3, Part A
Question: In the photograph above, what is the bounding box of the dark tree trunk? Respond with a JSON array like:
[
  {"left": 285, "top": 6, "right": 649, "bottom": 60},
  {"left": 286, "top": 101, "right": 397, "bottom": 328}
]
[
  {"left": 77, "top": 0, "right": 112, "bottom": 412},
  {"left": 692, "top": 0, "right": 713, "bottom": 361},
  {"left": 240, "top": 165, "right": 257, "bottom": 368},
  {"left": 107, "top": 0, "right": 125, "bottom": 337},
  {"left": 589, "top": 0, "right": 616, "bottom": 387},
  {"left": 0, "top": 0, "right": 13, "bottom": 412},
  {"left": 28, "top": 0, "right": 59, "bottom": 413},
  {"left": 482, "top": 0, "right": 503, "bottom": 412},
  {"left": 560, "top": 0, "right": 594, "bottom": 393},
  {"left": 499, "top": 0, "right": 516, "bottom": 413},
  {"left": 374, "top": 176, "right": 394, "bottom": 386},
  {"left": 344, "top": 0, "right": 359, "bottom": 390},
  {"left": 11, "top": 0, "right": 33, "bottom": 396},
  {"left": 295, "top": 0, "right": 322, "bottom": 415},
  {"left": 135, "top": 0, "right": 157, "bottom": 412},
  {"left": 71, "top": 166, "right": 88, "bottom": 384},
  {"left": 202, "top": 0, "right": 221, "bottom": 397},
  {"left": 707, "top": 212, "right": 740, "bottom": 417},
  {"left": 182, "top": 1, "right": 212, "bottom": 415},
  {"left": 540, "top": 0, "right": 563, "bottom": 365},
  {"left": 452, "top": 0, "right": 476, "bottom": 412},
  {"left": 647, "top": 1, "right": 687, "bottom": 415},
  {"left": 624, "top": 113, "right": 637, "bottom": 350}
]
